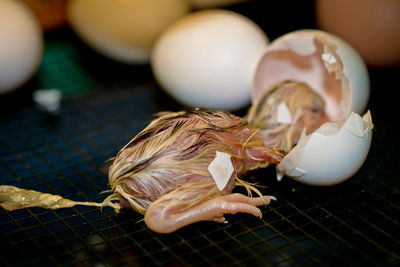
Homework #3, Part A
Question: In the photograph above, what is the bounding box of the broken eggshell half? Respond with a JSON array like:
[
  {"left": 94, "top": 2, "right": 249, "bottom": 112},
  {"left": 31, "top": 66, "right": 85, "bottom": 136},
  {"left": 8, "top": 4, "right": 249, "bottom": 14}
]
[
  {"left": 276, "top": 111, "right": 373, "bottom": 185},
  {"left": 253, "top": 30, "right": 373, "bottom": 185}
]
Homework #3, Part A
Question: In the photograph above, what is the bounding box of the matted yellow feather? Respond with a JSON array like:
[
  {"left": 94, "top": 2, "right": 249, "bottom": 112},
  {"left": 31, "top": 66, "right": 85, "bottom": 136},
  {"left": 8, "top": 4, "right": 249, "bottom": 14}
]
[{"left": 106, "top": 109, "right": 282, "bottom": 215}]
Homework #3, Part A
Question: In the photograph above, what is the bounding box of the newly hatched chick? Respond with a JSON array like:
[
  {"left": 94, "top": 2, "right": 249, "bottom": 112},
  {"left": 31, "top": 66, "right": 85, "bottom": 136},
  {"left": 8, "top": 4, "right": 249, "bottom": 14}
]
[
  {"left": 247, "top": 81, "right": 329, "bottom": 152},
  {"left": 107, "top": 109, "right": 284, "bottom": 233},
  {"left": 0, "top": 85, "right": 329, "bottom": 233}
]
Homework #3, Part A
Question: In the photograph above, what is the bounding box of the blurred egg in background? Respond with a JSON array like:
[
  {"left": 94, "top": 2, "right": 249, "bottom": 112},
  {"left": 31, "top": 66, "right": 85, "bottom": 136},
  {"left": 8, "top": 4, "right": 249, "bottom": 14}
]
[
  {"left": 151, "top": 9, "right": 269, "bottom": 111},
  {"left": 316, "top": 0, "right": 400, "bottom": 67},
  {"left": 0, "top": 0, "right": 43, "bottom": 94},
  {"left": 67, "top": 0, "right": 190, "bottom": 64}
]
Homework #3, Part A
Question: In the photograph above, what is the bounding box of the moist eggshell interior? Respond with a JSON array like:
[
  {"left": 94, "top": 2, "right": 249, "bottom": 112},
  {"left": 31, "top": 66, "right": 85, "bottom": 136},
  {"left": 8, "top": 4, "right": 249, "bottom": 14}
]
[{"left": 253, "top": 30, "right": 369, "bottom": 121}]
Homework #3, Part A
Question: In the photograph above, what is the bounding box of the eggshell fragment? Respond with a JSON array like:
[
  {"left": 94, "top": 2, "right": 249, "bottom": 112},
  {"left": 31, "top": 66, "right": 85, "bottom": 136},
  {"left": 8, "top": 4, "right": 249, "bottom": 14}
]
[
  {"left": 253, "top": 30, "right": 369, "bottom": 121},
  {"left": 276, "top": 111, "right": 373, "bottom": 186},
  {"left": 33, "top": 89, "right": 62, "bottom": 114},
  {"left": 276, "top": 102, "right": 292, "bottom": 124},
  {"left": 208, "top": 151, "right": 234, "bottom": 191},
  {"left": 151, "top": 9, "right": 269, "bottom": 111}
]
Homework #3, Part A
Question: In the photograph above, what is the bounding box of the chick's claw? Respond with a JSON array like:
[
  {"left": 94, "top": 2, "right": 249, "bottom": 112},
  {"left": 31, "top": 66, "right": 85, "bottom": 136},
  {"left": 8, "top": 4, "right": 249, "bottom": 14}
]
[{"left": 144, "top": 192, "right": 276, "bottom": 234}]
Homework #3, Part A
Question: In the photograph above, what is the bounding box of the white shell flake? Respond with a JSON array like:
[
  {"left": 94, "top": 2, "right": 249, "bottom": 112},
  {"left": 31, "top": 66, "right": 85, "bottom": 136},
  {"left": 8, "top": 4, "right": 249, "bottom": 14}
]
[
  {"left": 208, "top": 151, "right": 234, "bottom": 191},
  {"left": 322, "top": 52, "right": 337, "bottom": 65},
  {"left": 276, "top": 102, "right": 292, "bottom": 124},
  {"left": 33, "top": 89, "right": 62, "bottom": 114}
]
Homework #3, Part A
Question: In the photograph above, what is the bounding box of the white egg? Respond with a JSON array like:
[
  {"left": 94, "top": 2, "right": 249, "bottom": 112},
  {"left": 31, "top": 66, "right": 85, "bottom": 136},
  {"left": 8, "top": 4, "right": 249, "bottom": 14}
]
[
  {"left": 252, "top": 30, "right": 373, "bottom": 185},
  {"left": 277, "top": 111, "right": 373, "bottom": 186},
  {"left": 0, "top": 0, "right": 43, "bottom": 94},
  {"left": 151, "top": 9, "right": 269, "bottom": 111},
  {"left": 67, "top": 0, "right": 189, "bottom": 64}
]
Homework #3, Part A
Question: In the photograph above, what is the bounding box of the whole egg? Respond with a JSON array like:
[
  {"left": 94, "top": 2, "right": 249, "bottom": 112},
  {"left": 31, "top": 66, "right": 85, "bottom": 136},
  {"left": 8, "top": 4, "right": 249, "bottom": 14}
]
[
  {"left": 151, "top": 9, "right": 269, "bottom": 111},
  {"left": 0, "top": 0, "right": 43, "bottom": 94},
  {"left": 67, "top": 0, "right": 189, "bottom": 64}
]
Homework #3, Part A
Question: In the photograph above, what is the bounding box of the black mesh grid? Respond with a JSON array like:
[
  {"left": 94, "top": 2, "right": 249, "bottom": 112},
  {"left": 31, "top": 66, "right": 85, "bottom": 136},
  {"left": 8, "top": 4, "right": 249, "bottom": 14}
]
[
  {"left": 1, "top": 83, "right": 399, "bottom": 266},
  {"left": 1, "top": 2, "right": 400, "bottom": 266}
]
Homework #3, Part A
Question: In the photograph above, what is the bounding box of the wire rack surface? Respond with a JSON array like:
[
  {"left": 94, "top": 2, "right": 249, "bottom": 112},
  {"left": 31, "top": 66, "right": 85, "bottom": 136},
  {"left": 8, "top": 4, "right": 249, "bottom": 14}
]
[
  {"left": 1, "top": 80, "right": 399, "bottom": 266},
  {"left": 1, "top": 6, "right": 400, "bottom": 267},
  {"left": 0, "top": 74, "right": 400, "bottom": 265}
]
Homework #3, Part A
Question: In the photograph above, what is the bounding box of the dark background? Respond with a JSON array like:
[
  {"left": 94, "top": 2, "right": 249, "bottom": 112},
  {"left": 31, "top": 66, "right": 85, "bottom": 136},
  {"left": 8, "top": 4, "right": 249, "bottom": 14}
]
[{"left": 1, "top": 1, "right": 399, "bottom": 266}]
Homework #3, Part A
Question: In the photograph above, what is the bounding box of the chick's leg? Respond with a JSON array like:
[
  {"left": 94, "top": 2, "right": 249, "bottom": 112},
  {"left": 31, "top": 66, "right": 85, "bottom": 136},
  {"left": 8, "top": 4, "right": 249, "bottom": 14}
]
[{"left": 144, "top": 186, "right": 275, "bottom": 234}]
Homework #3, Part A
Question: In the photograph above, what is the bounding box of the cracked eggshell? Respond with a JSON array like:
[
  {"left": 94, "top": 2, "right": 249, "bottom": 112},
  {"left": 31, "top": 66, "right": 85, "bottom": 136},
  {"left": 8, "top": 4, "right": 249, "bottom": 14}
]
[
  {"left": 253, "top": 30, "right": 373, "bottom": 185},
  {"left": 253, "top": 30, "right": 369, "bottom": 121},
  {"left": 277, "top": 111, "right": 373, "bottom": 186}
]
